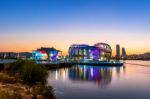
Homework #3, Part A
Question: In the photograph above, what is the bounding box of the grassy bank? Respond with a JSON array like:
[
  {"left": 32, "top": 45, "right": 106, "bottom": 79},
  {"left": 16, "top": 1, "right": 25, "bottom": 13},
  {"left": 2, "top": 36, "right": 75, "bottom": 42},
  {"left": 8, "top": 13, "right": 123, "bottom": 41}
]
[{"left": 0, "top": 60, "right": 56, "bottom": 99}]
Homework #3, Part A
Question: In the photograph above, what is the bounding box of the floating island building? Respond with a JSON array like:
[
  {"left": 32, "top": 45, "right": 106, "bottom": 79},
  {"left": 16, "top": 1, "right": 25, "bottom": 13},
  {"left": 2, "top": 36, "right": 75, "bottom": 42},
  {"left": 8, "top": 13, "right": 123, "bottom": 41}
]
[
  {"left": 69, "top": 43, "right": 112, "bottom": 61},
  {"left": 32, "top": 47, "right": 62, "bottom": 62}
]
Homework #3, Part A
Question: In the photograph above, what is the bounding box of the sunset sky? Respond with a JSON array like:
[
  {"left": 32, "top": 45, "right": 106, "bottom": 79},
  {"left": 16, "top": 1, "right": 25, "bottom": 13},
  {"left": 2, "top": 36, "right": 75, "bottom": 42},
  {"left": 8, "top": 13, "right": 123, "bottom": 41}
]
[{"left": 0, "top": 0, "right": 150, "bottom": 55}]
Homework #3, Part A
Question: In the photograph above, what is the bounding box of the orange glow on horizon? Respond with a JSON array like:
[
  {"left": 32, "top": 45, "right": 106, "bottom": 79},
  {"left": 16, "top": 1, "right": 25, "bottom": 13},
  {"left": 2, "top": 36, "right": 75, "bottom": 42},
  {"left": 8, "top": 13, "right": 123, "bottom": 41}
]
[{"left": 0, "top": 45, "right": 149, "bottom": 56}]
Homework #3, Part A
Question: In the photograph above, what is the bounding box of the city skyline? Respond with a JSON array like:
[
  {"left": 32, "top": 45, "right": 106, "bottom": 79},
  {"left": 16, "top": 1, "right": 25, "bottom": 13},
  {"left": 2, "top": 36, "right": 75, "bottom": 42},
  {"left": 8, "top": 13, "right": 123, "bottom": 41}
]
[{"left": 0, "top": 0, "right": 150, "bottom": 55}]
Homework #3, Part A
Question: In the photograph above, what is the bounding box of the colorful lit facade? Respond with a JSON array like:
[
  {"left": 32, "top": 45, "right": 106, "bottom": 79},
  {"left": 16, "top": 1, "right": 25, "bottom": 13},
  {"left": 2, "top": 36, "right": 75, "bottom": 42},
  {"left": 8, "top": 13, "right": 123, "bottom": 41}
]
[
  {"left": 94, "top": 43, "right": 112, "bottom": 60},
  {"left": 69, "top": 43, "right": 112, "bottom": 61},
  {"left": 32, "top": 47, "right": 62, "bottom": 61}
]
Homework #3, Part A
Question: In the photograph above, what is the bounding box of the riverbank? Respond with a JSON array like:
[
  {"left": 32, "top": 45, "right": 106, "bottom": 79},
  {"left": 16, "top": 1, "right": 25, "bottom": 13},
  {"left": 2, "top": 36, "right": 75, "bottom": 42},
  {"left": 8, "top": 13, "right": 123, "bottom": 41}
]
[
  {"left": 0, "top": 80, "right": 33, "bottom": 98},
  {"left": 0, "top": 80, "right": 56, "bottom": 99},
  {"left": 0, "top": 60, "right": 57, "bottom": 99}
]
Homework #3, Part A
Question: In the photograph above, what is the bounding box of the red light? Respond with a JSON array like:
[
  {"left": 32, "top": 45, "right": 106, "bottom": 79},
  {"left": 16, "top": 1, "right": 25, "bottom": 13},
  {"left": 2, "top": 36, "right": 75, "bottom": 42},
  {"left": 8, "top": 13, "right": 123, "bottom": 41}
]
[{"left": 40, "top": 50, "right": 46, "bottom": 54}]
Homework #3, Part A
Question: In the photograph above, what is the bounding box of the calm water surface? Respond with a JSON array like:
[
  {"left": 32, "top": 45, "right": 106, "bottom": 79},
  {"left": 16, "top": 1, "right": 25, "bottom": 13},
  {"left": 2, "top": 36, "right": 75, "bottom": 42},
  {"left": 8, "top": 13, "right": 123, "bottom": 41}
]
[{"left": 48, "top": 61, "right": 150, "bottom": 99}]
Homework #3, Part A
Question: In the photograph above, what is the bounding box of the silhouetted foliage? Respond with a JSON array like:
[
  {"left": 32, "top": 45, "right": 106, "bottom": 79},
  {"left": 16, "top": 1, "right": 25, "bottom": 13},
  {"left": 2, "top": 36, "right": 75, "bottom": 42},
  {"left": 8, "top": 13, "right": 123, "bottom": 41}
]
[
  {"left": 20, "top": 61, "right": 48, "bottom": 86},
  {"left": 5, "top": 60, "right": 56, "bottom": 98},
  {"left": 9, "top": 60, "right": 48, "bottom": 86},
  {"left": 9, "top": 59, "right": 25, "bottom": 74}
]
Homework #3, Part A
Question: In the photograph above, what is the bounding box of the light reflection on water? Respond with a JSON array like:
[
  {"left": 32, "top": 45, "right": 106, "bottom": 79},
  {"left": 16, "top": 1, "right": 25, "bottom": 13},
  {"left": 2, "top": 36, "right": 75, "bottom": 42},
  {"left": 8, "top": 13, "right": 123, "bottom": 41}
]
[
  {"left": 68, "top": 65, "right": 113, "bottom": 88},
  {"left": 48, "top": 61, "right": 150, "bottom": 99}
]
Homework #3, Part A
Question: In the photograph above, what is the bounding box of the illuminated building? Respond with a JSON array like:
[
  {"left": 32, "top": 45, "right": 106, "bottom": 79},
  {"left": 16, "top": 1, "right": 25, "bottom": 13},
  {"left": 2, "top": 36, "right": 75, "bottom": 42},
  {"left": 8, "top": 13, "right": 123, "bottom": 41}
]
[
  {"left": 144, "top": 52, "right": 150, "bottom": 58},
  {"left": 69, "top": 43, "right": 112, "bottom": 61},
  {"left": 18, "top": 52, "right": 32, "bottom": 59},
  {"left": 94, "top": 43, "right": 112, "bottom": 60},
  {"left": 32, "top": 47, "right": 62, "bottom": 61},
  {"left": 0, "top": 52, "right": 18, "bottom": 59},
  {"left": 0, "top": 52, "right": 32, "bottom": 59}
]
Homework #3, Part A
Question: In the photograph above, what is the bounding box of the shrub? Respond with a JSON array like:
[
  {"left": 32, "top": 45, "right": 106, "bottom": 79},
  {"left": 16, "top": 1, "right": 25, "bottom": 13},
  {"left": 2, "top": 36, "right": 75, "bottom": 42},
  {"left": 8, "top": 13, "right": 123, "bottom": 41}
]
[
  {"left": 20, "top": 61, "right": 48, "bottom": 86},
  {"left": 32, "top": 84, "right": 56, "bottom": 99},
  {"left": 0, "top": 60, "right": 56, "bottom": 99},
  {"left": 9, "top": 60, "right": 48, "bottom": 86},
  {"left": 5, "top": 60, "right": 56, "bottom": 98},
  {"left": 8, "top": 59, "right": 26, "bottom": 75}
]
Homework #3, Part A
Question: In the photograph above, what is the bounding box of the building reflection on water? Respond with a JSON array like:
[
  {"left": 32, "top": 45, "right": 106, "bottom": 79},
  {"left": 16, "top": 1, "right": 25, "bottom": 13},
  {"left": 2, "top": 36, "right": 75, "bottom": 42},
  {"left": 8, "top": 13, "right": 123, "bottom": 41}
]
[
  {"left": 47, "top": 62, "right": 150, "bottom": 99},
  {"left": 48, "top": 65, "right": 124, "bottom": 88},
  {"left": 69, "top": 65, "right": 113, "bottom": 88}
]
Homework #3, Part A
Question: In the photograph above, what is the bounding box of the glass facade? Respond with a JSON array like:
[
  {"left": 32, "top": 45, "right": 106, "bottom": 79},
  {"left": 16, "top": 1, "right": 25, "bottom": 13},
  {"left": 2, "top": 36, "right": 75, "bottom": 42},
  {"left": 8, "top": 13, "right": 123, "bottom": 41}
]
[
  {"left": 94, "top": 43, "right": 112, "bottom": 61},
  {"left": 32, "top": 47, "right": 62, "bottom": 61},
  {"left": 69, "top": 43, "right": 112, "bottom": 61}
]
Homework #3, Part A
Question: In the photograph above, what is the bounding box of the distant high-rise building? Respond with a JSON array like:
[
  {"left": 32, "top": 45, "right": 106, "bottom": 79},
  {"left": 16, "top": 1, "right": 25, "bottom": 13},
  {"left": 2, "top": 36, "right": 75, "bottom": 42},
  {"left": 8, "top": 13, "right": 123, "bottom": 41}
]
[
  {"left": 122, "top": 48, "right": 127, "bottom": 59},
  {"left": 116, "top": 44, "right": 120, "bottom": 58},
  {"left": 19, "top": 52, "right": 32, "bottom": 59},
  {"left": 143, "top": 52, "right": 150, "bottom": 59},
  {"left": 0, "top": 52, "right": 18, "bottom": 59}
]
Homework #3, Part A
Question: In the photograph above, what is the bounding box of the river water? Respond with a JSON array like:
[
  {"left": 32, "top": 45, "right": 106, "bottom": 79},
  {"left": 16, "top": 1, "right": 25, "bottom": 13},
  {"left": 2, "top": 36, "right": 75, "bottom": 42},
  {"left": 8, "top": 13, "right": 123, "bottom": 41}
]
[{"left": 48, "top": 60, "right": 150, "bottom": 99}]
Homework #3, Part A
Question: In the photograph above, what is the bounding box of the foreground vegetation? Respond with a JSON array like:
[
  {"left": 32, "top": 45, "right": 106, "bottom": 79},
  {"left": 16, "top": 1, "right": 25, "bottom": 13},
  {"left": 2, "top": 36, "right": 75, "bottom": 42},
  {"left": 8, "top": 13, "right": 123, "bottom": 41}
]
[{"left": 0, "top": 60, "right": 56, "bottom": 99}]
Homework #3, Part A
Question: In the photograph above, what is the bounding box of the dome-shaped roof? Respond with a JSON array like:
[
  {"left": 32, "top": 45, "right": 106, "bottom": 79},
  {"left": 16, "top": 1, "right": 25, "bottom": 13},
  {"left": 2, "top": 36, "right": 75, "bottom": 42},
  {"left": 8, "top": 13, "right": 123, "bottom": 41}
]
[
  {"left": 69, "top": 44, "right": 89, "bottom": 48},
  {"left": 94, "top": 43, "right": 112, "bottom": 53}
]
